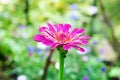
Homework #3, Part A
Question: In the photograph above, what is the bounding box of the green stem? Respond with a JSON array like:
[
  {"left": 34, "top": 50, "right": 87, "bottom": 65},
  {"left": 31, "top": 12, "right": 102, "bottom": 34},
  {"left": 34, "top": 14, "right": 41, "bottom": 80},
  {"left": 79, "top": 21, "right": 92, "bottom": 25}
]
[
  {"left": 59, "top": 52, "right": 64, "bottom": 80},
  {"left": 57, "top": 46, "right": 68, "bottom": 80}
]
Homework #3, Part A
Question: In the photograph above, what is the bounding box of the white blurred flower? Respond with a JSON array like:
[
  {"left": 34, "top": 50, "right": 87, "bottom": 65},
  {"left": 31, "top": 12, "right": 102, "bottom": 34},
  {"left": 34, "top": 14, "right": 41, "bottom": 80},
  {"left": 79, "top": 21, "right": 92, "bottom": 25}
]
[
  {"left": 39, "top": 70, "right": 43, "bottom": 75},
  {"left": 84, "top": 6, "right": 98, "bottom": 16},
  {"left": 55, "top": 62, "right": 59, "bottom": 70},
  {"left": 82, "top": 56, "right": 89, "bottom": 62},
  {"left": 37, "top": 42, "right": 48, "bottom": 49},
  {"left": 17, "top": 75, "right": 27, "bottom": 80}
]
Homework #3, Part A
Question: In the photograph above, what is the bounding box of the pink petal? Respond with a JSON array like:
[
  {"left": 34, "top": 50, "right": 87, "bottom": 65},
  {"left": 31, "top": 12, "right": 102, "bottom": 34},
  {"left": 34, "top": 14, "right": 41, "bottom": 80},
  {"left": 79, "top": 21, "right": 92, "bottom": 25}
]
[
  {"left": 42, "top": 38, "right": 54, "bottom": 46},
  {"left": 53, "top": 25, "right": 58, "bottom": 32},
  {"left": 58, "top": 24, "right": 64, "bottom": 28},
  {"left": 62, "top": 24, "right": 71, "bottom": 32},
  {"left": 79, "top": 35, "right": 90, "bottom": 40},
  {"left": 71, "top": 40, "right": 88, "bottom": 45},
  {"left": 72, "top": 45, "right": 85, "bottom": 52},
  {"left": 34, "top": 34, "right": 54, "bottom": 46},
  {"left": 70, "top": 28, "right": 85, "bottom": 36},
  {"left": 81, "top": 40, "right": 88, "bottom": 44},
  {"left": 77, "top": 28, "right": 85, "bottom": 33},
  {"left": 39, "top": 26, "right": 54, "bottom": 39},
  {"left": 56, "top": 24, "right": 71, "bottom": 33},
  {"left": 47, "top": 23, "right": 55, "bottom": 32},
  {"left": 34, "top": 34, "right": 44, "bottom": 42},
  {"left": 51, "top": 43, "right": 61, "bottom": 49},
  {"left": 54, "top": 24, "right": 62, "bottom": 32},
  {"left": 75, "top": 35, "right": 90, "bottom": 45},
  {"left": 62, "top": 44, "right": 72, "bottom": 50},
  {"left": 39, "top": 26, "right": 48, "bottom": 32},
  {"left": 71, "top": 35, "right": 90, "bottom": 45},
  {"left": 70, "top": 42, "right": 81, "bottom": 45}
]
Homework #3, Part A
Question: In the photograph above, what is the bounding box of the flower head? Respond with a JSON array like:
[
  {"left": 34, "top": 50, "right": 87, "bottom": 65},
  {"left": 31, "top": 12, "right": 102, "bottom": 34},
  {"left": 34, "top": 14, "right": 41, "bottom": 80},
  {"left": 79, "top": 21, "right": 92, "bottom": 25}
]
[
  {"left": 84, "top": 6, "right": 98, "bottom": 16},
  {"left": 34, "top": 23, "right": 90, "bottom": 52},
  {"left": 17, "top": 75, "right": 27, "bottom": 80}
]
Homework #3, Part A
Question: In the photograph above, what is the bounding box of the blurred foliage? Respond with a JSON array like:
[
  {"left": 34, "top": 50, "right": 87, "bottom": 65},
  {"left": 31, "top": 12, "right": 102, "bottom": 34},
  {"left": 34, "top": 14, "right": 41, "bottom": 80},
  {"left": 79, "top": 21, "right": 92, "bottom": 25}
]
[
  {"left": 0, "top": 0, "right": 120, "bottom": 80},
  {"left": 103, "top": 0, "right": 120, "bottom": 24}
]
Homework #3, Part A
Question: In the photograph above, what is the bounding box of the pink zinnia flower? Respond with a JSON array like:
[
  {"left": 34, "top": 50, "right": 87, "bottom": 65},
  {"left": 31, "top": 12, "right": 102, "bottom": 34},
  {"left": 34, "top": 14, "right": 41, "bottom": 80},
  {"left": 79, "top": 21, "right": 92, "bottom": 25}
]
[{"left": 34, "top": 23, "right": 90, "bottom": 52}]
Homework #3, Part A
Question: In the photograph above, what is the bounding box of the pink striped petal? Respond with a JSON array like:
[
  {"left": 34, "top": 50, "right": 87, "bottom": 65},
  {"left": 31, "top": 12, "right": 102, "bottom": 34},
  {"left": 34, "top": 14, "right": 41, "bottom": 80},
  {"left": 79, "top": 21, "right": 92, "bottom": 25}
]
[
  {"left": 72, "top": 45, "right": 85, "bottom": 52},
  {"left": 54, "top": 24, "right": 71, "bottom": 32},
  {"left": 62, "top": 24, "right": 71, "bottom": 32},
  {"left": 79, "top": 35, "right": 90, "bottom": 40},
  {"left": 42, "top": 39, "right": 54, "bottom": 46},
  {"left": 39, "top": 26, "right": 48, "bottom": 32},
  {"left": 81, "top": 40, "right": 88, "bottom": 44},
  {"left": 70, "top": 42, "right": 82, "bottom": 45},
  {"left": 76, "top": 28, "right": 85, "bottom": 33},
  {"left": 51, "top": 43, "right": 60, "bottom": 49},
  {"left": 34, "top": 34, "right": 44, "bottom": 42},
  {"left": 71, "top": 28, "right": 85, "bottom": 36},
  {"left": 39, "top": 26, "right": 54, "bottom": 39},
  {"left": 71, "top": 40, "right": 88, "bottom": 45},
  {"left": 54, "top": 24, "right": 61, "bottom": 32},
  {"left": 63, "top": 44, "right": 72, "bottom": 50},
  {"left": 39, "top": 26, "right": 53, "bottom": 34},
  {"left": 47, "top": 23, "right": 55, "bottom": 32},
  {"left": 42, "top": 37, "right": 54, "bottom": 46},
  {"left": 34, "top": 34, "right": 54, "bottom": 46}
]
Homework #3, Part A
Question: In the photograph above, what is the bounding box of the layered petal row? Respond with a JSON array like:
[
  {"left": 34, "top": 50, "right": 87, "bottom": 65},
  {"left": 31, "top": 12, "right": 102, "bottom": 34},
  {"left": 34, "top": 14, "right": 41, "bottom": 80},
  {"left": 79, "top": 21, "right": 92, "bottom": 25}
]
[{"left": 34, "top": 23, "right": 90, "bottom": 52}]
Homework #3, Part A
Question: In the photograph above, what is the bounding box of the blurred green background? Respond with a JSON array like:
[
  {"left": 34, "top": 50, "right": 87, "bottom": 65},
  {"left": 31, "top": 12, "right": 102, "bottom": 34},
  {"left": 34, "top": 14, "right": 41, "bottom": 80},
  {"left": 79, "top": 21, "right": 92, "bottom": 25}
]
[{"left": 0, "top": 0, "right": 120, "bottom": 80}]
